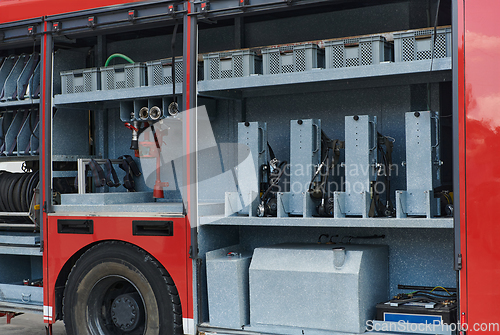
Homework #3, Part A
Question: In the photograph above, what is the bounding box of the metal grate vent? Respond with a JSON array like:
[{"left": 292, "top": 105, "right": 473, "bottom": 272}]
[
  {"left": 416, "top": 29, "right": 433, "bottom": 36},
  {"left": 84, "top": 72, "right": 93, "bottom": 91},
  {"left": 269, "top": 52, "right": 280, "bottom": 75},
  {"left": 116, "top": 80, "right": 126, "bottom": 89},
  {"left": 360, "top": 42, "right": 373, "bottom": 65},
  {"left": 434, "top": 34, "right": 447, "bottom": 58},
  {"left": 416, "top": 50, "right": 432, "bottom": 60},
  {"left": 344, "top": 38, "right": 359, "bottom": 44},
  {"left": 209, "top": 58, "right": 220, "bottom": 80},
  {"left": 174, "top": 61, "right": 183, "bottom": 83},
  {"left": 402, "top": 38, "right": 415, "bottom": 62},
  {"left": 106, "top": 71, "right": 114, "bottom": 90},
  {"left": 294, "top": 49, "right": 306, "bottom": 72},
  {"left": 126, "top": 68, "right": 135, "bottom": 88},
  {"left": 153, "top": 64, "right": 163, "bottom": 85},
  {"left": 66, "top": 75, "right": 74, "bottom": 93},
  {"left": 233, "top": 55, "right": 243, "bottom": 77},
  {"left": 345, "top": 57, "right": 359, "bottom": 67},
  {"left": 331, "top": 45, "right": 344, "bottom": 68},
  {"left": 221, "top": 69, "right": 232, "bottom": 79}
]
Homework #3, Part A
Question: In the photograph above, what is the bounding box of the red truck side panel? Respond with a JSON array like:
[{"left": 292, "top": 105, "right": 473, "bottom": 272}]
[
  {"left": 0, "top": 0, "right": 145, "bottom": 24},
  {"left": 44, "top": 215, "right": 192, "bottom": 324},
  {"left": 463, "top": 0, "right": 500, "bottom": 331}
]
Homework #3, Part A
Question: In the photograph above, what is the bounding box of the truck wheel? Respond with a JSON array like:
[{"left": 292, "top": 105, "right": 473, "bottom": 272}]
[{"left": 63, "top": 241, "right": 183, "bottom": 335}]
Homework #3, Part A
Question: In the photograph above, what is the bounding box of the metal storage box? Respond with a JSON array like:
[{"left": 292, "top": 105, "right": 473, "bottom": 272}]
[
  {"left": 262, "top": 43, "right": 323, "bottom": 75},
  {"left": 206, "top": 245, "right": 252, "bottom": 328},
  {"left": 249, "top": 243, "right": 388, "bottom": 333},
  {"left": 146, "top": 58, "right": 183, "bottom": 86},
  {"left": 61, "top": 68, "right": 100, "bottom": 94},
  {"left": 289, "top": 118, "right": 321, "bottom": 216},
  {"left": 203, "top": 50, "right": 261, "bottom": 80},
  {"left": 394, "top": 27, "right": 452, "bottom": 62},
  {"left": 324, "top": 36, "right": 392, "bottom": 68},
  {"left": 100, "top": 63, "right": 145, "bottom": 90},
  {"left": 396, "top": 111, "right": 441, "bottom": 218}
]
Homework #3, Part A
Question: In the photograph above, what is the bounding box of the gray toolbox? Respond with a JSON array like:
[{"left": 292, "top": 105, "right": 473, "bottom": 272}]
[
  {"left": 206, "top": 245, "right": 252, "bottom": 328},
  {"left": 249, "top": 243, "right": 388, "bottom": 333}
]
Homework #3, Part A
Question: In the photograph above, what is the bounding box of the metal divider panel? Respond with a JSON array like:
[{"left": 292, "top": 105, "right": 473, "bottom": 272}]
[
  {"left": 17, "top": 53, "right": 39, "bottom": 100},
  {"left": 1, "top": 54, "right": 29, "bottom": 101},
  {"left": 17, "top": 111, "right": 38, "bottom": 156},
  {"left": 0, "top": 113, "right": 13, "bottom": 154},
  {"left": 0, "top": 56, "right": 18, "bottom": 98},
  {"left": 5, "top": 111, "right": 28, "bottom": 155},
  {"left": 30, "top": 122, "right": 40, "bottom": 155}
]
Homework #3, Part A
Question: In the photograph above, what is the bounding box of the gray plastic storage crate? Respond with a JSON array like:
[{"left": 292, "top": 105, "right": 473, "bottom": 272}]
[
  {"left": 203, "top": 50, "right": 261, "bottom": 80},
  {"left": 324, "top": 36, "right": 392, "bottom": 69},
  {"left": 60, "top": 68, "right": 99, "bottom": 94},
  {"left": 146, "top": 58, "right": 183, "bottom": 86},
  {"left": 100, "top": 63, "right": 145, "bottom": 90},
  {"left": 394, "top": 27, "right": 451, "bottom": 62},
  {"left": 262, "top": 44, "right": 324, "bottom": 75}
]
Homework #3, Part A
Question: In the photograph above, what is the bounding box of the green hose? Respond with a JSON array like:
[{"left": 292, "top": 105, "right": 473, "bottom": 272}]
[{"left": 104, "top": 53, "right": 135, "bottom": 67}]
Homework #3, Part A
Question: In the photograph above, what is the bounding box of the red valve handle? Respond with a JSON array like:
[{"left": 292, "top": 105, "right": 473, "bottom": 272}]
[{"left": 124, "top": 122, "right": 138, "bottom": 132}]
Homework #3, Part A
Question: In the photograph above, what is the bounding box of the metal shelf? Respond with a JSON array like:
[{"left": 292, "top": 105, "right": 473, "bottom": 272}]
[
  {"left": 53, "top": 59, "right": 451, "bottom": 106},
  {"left": 0, "top": 155, "right": 38, "bottom": 162},
  {"left": 0, "top": 300, "right": 43, "bottom": 314},
  {"left": 200, "top": 215, "right": 453, "bottom": 229},
  {"left": 0, "top": 212, "right": 30, "bottom": 217},
  {"left": 199, "top": 58, "right": 452, "bottom": 98},
  {"left": 0, "top": 245, "right": 42, "bottom": 256},
  {"left": 53, "top": 84, "right": 182, "bottom": 108},
  {"left": 0, "top": 99, "right": 40, "bottom": 109},
  {"left": 0, "top": 232, "right": 39, "bottom": 245}
]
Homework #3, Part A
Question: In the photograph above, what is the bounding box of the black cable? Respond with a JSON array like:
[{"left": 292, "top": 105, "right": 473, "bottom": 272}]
[
  {"left": 392, "top": 293, "right": 454, "bottom": 304},
  {"left": 409, "top": 290, "right": 456, "bottom": 298},
  {"left": 267, "top": 142, "right": 276, "bottom": 161},
  {"left": 260, "top": 161, "right": 287, "bottom": 201},
  {"left": 430, "top": 0, "right": 441, "bottom": 73},
  {"left": 171, "top": 22, "right": 179, "bottom": 104}
]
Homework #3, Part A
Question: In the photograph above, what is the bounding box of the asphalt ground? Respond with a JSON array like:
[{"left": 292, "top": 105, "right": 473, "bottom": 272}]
[{"left": 0, "top": 313, "right": 66, "bottom": 335}]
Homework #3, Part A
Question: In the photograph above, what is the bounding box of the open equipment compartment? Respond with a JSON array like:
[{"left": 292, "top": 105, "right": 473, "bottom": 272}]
[
  {"left": 0, "top": 0, "right": 463, "bottom": 333},
  {"left": 51, "top": 29, "right": 187, "bottom": 215},
  {"left": 195, "top": 1, "right": 456, "bottom": 335},
  {"left": 0, "top": 43, "right": 42, "bottom": 314}
]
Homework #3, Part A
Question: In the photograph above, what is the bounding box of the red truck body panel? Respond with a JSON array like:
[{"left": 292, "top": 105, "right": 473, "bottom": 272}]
[
  {"left": 462, "top": 0, "right": 500, "bottom": 330},
  {"left": 43, "top": 215, "right": 192, "bottom": 323},
  {"left": 0, "top": 0, "right": 145, "bottom": 24}
]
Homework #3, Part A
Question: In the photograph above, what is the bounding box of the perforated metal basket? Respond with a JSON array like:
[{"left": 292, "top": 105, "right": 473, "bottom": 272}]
[
  {"left": 146, "top": 58, "right": 183, "bottom": 86},
  {"left": 203, "top": 50, "right": 261, "bottom": 81},
  {"left": 394, "top": 27, "right": 451, "bottom": 62},
  {"left": 60, "top": 68, "right": 99, "bottom": 94},
  {"left": 100, "top": 63, "right": 145, "bottom": 90},
  {"left": 324, "top": 36, "right": 392, "bottom": 69},
  {"left": 262, "top": 44, "right": 324, "bottom": 75}
]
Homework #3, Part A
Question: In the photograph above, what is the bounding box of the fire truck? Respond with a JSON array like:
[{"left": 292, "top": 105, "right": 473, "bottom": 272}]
[{"left": 0, "top": 0, "right": 496, "bottom": 334}]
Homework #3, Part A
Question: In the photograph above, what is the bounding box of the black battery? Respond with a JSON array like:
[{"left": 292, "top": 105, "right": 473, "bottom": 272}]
[{"left": 376, "top": 300, "right": 457, "bottom": 325}]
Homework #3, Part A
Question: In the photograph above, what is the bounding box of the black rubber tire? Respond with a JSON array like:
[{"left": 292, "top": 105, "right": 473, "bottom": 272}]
[{"left": 63, "top": 241, "right": 183, "bottom": 335}]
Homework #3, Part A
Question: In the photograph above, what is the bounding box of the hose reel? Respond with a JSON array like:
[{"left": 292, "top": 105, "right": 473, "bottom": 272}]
[{"left": 0, "top": 170, "right": 39, "bottom": 224}]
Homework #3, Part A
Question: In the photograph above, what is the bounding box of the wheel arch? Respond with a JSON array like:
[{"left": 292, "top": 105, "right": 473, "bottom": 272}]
[{"left": 53, "top": 239, "right": 182, "bottom": 322}]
